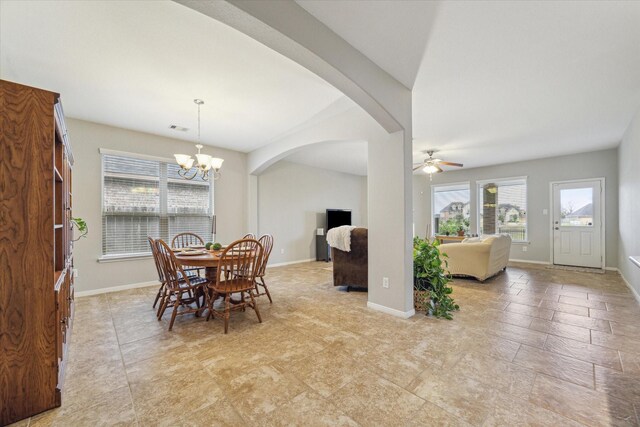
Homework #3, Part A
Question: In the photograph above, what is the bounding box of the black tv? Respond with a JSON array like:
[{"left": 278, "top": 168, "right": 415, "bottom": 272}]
[{"left": 326, "top": 209, "right": 352, "bottom": 231}]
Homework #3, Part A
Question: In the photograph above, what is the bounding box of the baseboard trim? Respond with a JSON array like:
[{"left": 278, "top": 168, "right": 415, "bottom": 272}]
[
  {"left": 604, "top": 267, "right": 619, "bottom": 272},
  {"left": 268, "top": 258, "right": 316, "bottom": 268},
  {"left": 508, "top": 259, "right": 551, "bottom": 265},
  {"left": 76, "top": 280, "right": 159, "bottom": 298},
  {"left": 618, "top": 271, "right": 640, "bottom": 305},
  {"left": 367, "top": 301, "right": 415, "bottom": 319}
]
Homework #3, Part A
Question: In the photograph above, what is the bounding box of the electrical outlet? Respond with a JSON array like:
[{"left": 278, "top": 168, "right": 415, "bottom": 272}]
[
  {"left": 382, "top": 277, "right": 389, "bottom": 288},
  {"left": 280, "top": 248, "right": 285, "bottom": 254},
  {"left": 73, "top": 268, "right": 79, "bottom": 278},
  {"left": 522, "top": 246, "right": 528, "bottom": 252}
]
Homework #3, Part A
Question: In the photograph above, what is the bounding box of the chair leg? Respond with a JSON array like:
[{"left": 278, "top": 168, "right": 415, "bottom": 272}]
[
  {"left": 249, "top": 290, "right": 262, "bottom": 323},
  {"left": 260, "top": 277, "right": 273, "bottom": 303},
  {"left": 169, "top": 297, "right": 180, "bottom": 331},
  {"left": 152, "top": 283, "right": 164, "bottom": 308},
  {"left": 158, "top": 292, "right": 170, "bottom": 320},
  {"left": 223, "top": 294, "right": 231, "bottom": 334},
  {"left": 156, "top": 286, "right": 168, "bottom": 318}
]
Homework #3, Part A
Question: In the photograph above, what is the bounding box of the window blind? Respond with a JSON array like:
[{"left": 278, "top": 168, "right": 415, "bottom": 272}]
[
  {"left": 102, "top": 153, "right": 213, "bottom": 257},
  {"left": 478, "top": 178, "right": 527, "bottom": 242}
]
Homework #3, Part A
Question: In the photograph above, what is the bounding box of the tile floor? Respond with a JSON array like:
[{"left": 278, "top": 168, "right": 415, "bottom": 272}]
[{"left": 12, "top": 262, "right": 640, "bottom": 426}]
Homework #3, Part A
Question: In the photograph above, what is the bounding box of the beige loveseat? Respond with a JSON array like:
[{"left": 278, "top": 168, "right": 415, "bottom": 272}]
[{"left": 439, "top": 234, "right": 512, "bottom": 282}]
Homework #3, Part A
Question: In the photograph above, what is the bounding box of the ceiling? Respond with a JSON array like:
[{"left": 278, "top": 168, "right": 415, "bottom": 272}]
[
  {"left": 0, "top": 0, "right": 343, "bottom": 152},
  {"left": 285, "top": 140, "right": 368, "bottom": 176},
  {"left": 297, "top": 0, "right": 438, "bottom": 89},
  {"left": 297, "top": 0, "right": 640, "bottom": 171},
  {"left": 3, "top": 1, "right": 640, "bottom": 175}
]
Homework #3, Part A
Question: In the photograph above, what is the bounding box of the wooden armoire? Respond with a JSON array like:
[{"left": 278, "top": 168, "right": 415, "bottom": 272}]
[{"left": 0, "top": 80, "right": 75, "bottom": 425}]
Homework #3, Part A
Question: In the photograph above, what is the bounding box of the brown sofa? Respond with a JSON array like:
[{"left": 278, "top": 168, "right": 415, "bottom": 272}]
[{"left": 331, "top": 227, "right": 368, "bottom": 290}]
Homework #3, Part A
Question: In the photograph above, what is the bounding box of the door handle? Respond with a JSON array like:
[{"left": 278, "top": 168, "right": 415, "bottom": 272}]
[{"left": 554, "top": 227, "right": 559, "bottom": 230}]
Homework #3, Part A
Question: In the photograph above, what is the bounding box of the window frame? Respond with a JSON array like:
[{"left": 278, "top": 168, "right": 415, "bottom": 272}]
[
  {"left": 98, "top": 148, "right": 214, "bottom": 262},
  {"left": 476, "top": 176, "right": 528, "bottom": 243},
  {"left": 430, "top": 181, "right": 471, "bottom": 237}
]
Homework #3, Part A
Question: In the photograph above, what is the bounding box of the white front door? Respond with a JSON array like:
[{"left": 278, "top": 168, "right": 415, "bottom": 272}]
[{"left": 552, "top": 180, "right": 603, "bottom": 268}]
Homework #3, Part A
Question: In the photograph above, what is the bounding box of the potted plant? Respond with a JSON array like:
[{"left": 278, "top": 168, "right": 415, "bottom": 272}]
[
  {"left": 457, "top": 226, "right": 465, "bottom": 237},
  {"left": 413, "top": 237, "right": 459, "bottom": 319},
  {"left": 71, "top": 217, "right": 88, "bottom": 241}
]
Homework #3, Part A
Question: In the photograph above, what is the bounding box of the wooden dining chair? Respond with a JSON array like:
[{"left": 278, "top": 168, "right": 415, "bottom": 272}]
[
  {"left": 207, "top": 238, "right": 263, "bottom": 334},
  {"left": 254, "top": 234, "right": 274, "bottom": 303},
  {"left": 243, "top": 233, "right": 256, "bottom": 239},
  {"left": 148, "top": 237, "right": 166, "bottom": 313},
  {"left": 171, "top": 232, "right": 205, "bottom": 248},
  {"left": 171, "top": 232, "right": 205, "bottom": 275},
  {"left": 156, "top": 239, "right": 208, "bottom": 331}
]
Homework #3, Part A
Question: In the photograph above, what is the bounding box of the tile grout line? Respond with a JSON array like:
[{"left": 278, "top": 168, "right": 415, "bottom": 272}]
[{"left": 105, "top": 293, "right": 140, "bottom": 426}]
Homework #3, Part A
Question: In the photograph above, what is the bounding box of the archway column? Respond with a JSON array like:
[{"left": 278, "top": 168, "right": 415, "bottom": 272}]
[
  {"left": 177, "top": 0, "right": 415, "bottom": 317},
  {"left": 368, "top": 131, "right": 415, "bottom": 316}
]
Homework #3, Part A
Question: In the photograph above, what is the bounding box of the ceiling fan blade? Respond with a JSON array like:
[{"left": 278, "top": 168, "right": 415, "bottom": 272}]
[
  {"left": 439, "top": 161, "right": 464, "bottom": 167},
  {"left": 436, "top": 165, "right": 443, "bottom": 173},
  {"left": 413, "top": 164, "right": 424, "bottom": 171}
]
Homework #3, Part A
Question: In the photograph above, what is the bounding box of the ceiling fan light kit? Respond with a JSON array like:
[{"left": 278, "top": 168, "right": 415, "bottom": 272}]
[{"left": 413, "top": 150, "right": 463, "bottom": 180}]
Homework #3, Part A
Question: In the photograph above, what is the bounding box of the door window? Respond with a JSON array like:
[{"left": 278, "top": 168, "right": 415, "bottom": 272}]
[{"left": 560, "top": 187, "right": 593, "bottom": 227}]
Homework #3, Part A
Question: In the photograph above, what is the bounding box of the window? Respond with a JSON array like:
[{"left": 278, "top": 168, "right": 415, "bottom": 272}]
[
  {"left": 432, "top": 183, "right": 470, "bottom": 236},
  {"left": 478, "top": 178, "right": 527, "bottom": 242},
  {"left": 560, "top": 187, "right": 594, "bottom": 227},
  {"left": 101, "top": 152, "right": 213, "bottom": 258}
]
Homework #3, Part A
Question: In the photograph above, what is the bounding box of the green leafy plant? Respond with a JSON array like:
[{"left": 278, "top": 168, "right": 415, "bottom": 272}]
[
  {"left": 71, "top": 217, "right": 88, "bottom": 242},
  {"left": 413, "top": 237, "right": 459, "bottom": 319}
]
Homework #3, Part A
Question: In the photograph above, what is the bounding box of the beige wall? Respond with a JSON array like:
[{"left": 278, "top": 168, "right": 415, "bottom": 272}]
[
  {"left": 618, "top": 109, "right": 640, "bottom": 296},
  {"left": 257, "top": 160, "right": 367, "bottom": 264},
  {"left": 414, "top": 148, "right": 619, "bottom": 268},
  {"left": 67, "top": 119, "right": 248, "bottom": 293}
]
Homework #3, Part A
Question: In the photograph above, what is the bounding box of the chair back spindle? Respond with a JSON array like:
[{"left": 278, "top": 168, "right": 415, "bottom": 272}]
[
  {"left": 256, "top": 234, "right": 274, "bottom": 277},
  {"left": 171, "top": 232, "right": 205, "bottom": 248},
  {"left": 216, "top": 239, "right": 262, "bottom": 287}
]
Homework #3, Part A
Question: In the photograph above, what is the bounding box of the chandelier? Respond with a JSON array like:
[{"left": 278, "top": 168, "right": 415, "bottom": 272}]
[{"left": 174, "top": 99, "right": 224, "bottom": 180}]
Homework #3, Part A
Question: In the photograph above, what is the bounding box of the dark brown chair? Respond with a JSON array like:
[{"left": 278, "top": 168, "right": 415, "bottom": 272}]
[
  {"left": 171, "top": 232, "right": 205, "bottom": 248},
  {"left": 332, "top": 227, "right": 368, "bottom": 290},
  {"left": 207, "top": 239, "right": 263, "bottom": 334},
  {"left": 171, "top": 232, "right": 205, "bottom": 276},
  {"left": 254, "top": 234, "right": 274, "bottom": 303},
  {"left": 156, "top": 239, "right": 208, "bottom": 331},
  {"left": 243, "top": 233, "right": 256, "bottom": 240},
  {"left": 148, "top": 237, "right": 166, "bottom": 313}
]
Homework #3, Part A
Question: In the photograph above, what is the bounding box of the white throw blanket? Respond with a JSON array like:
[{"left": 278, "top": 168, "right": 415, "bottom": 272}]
[{"left": 326, "top": 225, "right": 356, "bottom": 252}]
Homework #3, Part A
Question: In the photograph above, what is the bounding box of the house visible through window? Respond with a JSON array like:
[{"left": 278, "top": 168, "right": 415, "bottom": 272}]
[
  {"left": 101, "top": 153, "right": 213, "bottom": 258},
  {"left": 432, "top": 183, "right": 470, "bottom": 236},
  {"left": 478, "top": 178, "right": 527, "bottom": 242}
]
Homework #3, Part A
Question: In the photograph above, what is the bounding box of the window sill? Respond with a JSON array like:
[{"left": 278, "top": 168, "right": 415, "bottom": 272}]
[
  {"left": 98, "top": 253, "right": 153, "bottom": 263},
  {"left": 511, "top": 241, "right": 530, "bottom": 245}
]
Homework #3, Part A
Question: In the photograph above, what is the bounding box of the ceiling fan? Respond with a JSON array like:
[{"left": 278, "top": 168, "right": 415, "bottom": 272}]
[{"left": 413, "top": 150, "right": 463, "bottom": 180}]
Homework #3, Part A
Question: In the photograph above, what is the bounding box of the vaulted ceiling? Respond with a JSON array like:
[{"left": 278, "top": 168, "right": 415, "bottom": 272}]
[
  {"left": 298, "top": 0, "right": 640, "bottom": 170},
  {"left": 0, "top": 0, "right": 343, "bottom": 153},
  {"left": 2, "top": 1, "right": 640, "bottom": 174}
]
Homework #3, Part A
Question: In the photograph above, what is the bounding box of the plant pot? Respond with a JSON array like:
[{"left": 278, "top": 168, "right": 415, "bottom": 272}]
[
  {"left": 413, "top": 289, "right": 431, "bottom": 312},
  {"left": 457, "top": 230, "right": 465, "bottom": 237}
]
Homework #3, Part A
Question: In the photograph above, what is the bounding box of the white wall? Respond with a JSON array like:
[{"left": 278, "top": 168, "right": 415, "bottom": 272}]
[
  {"left": 414, "top": 149, "right": 619, "bottom": 268},
  {"left": 257, "top": 160, "right": 367, "bottom": 264},
  {"left": 618, "top": 109, "right": 640, "bottom": 296},
  {"left": 68, "top": 119, "right": 248, "bottom": 293}
]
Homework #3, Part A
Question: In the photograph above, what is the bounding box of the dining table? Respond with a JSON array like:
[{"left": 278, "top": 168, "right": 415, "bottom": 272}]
[
  {"left": 173, "top": 249, "right": 223, "bottom": 281},
  {"left": 173, "top": 248, "right": 252, "bottom": 306}
]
